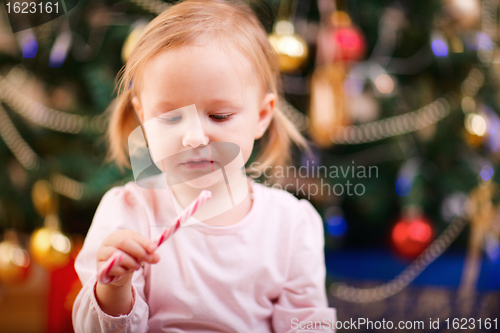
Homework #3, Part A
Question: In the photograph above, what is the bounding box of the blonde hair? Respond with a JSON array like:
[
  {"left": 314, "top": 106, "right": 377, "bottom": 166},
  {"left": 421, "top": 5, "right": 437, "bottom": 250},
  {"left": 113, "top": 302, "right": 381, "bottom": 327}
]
[{"left": 106, "top": 0, "right": 307, "bottom": 174}]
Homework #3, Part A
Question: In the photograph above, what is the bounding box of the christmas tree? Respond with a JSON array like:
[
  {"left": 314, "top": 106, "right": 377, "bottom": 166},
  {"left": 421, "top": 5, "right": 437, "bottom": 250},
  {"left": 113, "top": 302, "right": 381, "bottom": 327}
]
[{"left": 0, "top": 0, "right": 499, "bottom": 331}]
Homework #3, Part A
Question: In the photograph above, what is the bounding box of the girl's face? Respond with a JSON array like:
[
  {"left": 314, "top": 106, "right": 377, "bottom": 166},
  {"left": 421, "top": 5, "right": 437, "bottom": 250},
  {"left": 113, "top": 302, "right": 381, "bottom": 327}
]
[{"left": 132, "top": 42, "right": 275, "bottom": 183}]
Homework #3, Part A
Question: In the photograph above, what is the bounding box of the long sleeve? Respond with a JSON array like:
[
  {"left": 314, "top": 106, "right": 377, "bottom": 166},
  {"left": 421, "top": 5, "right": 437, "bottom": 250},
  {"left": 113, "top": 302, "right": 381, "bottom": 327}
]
[
  {"left": 72, "top": 186, "right": 151, "bottom": 333},
  {"left": 272, "top": 200, "right": 336, "bottom": 333}
]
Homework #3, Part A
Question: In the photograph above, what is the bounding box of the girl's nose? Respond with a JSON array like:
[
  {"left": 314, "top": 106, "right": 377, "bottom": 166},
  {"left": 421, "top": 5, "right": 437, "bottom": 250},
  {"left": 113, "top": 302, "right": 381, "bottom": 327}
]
[{"left": 182, "top": 124, "right": 208, "bottom": 148}]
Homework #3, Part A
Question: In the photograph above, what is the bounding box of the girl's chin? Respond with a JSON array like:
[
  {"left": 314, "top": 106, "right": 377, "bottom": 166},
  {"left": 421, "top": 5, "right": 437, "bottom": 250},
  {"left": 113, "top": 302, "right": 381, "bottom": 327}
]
[{"left": 181, "top": 174, "right": 224, "bottom": 189}]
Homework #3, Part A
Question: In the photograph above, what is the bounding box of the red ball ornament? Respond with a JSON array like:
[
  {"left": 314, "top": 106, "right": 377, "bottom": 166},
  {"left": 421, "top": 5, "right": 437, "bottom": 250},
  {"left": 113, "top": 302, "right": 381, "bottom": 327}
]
[
  {"left": 391, "top": 216, "right": 435, "bottom": 258},
  {"left": 332, "top": 27, "right": 366, "bottom": 62}
]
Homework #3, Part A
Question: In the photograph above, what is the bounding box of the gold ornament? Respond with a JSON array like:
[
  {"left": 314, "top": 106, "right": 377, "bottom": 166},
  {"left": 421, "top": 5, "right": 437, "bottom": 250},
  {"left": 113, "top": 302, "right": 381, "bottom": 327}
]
[
  {"left": 463, "top": 112, "right": 487, "bottom": 147},
  {"left": 330, "top": 11, "right": 352, "bottom": 28},
  {"left": 122, "top": 22, "right": 148, "bottom": 63},
  {"left": 459, "top": 182, "right": 497, "bottom": 295},
  {"left": 308, "top": 64, "right": 348, "bottom": 148},
  {"left": 32, "top": 180, "right": 58, "bottom": 217},
  {"left": 0, "top": 230, "right": 31, "bottom": 286},
  {"left": 29, "top": 214, "right": 72, "bottom": 271},
  {"left": 268, "top": 20, "right": 309, "bottom": 72}
]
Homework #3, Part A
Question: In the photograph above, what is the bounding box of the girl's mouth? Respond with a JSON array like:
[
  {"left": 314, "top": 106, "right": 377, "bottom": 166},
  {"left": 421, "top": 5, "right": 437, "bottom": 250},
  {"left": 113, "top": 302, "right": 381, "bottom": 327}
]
[{"left": 179, "top": 159, "right": 214, "bottom": 169}]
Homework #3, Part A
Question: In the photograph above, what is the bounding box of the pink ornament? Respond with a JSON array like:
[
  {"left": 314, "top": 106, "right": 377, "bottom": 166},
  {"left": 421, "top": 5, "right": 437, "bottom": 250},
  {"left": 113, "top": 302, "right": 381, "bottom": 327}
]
[{"left": 332, "top": 27, "right": 366, "bottom": 62}]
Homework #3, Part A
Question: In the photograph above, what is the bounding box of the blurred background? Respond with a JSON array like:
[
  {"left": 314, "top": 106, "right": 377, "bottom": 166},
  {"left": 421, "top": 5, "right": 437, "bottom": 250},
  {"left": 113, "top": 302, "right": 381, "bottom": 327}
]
[{"left": 0, "top": 0, "right": 499, "bottom": 332}]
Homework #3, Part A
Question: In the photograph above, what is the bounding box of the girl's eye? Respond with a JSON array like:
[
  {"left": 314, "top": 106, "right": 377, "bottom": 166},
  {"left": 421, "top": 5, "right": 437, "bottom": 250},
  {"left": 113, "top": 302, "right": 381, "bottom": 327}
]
[
  {"left": 158, "top": 115, "right": 182, "bottom": 124},
  {"left": 210, "top": 114, "right": 232, "bottom": 122}
]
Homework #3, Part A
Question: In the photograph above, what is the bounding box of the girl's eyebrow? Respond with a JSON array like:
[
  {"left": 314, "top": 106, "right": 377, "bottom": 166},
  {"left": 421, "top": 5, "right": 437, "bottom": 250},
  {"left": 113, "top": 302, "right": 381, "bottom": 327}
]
[
  {"left": 153, "top": 98, "right": 243, "bottom": 112},
  {"left": 205, "top": 98, "right": 244, "bottom": 108}
]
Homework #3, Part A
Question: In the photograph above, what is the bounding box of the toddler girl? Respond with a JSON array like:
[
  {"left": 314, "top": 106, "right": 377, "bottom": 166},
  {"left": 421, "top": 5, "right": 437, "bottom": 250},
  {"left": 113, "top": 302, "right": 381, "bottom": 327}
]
[{"left": 72, "top": 0, "right": 336, "bottom": 332}]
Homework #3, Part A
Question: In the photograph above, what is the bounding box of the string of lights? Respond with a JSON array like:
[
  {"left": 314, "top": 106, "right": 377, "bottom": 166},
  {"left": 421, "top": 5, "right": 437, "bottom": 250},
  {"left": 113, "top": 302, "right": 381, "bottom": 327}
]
[
  {"left": 49, "top": 173, "right": 85, "bottom": 200},
  {"left": 330, "top": 66, "right": 485, "bottom": 145},
  {"left": 330, "top": 217, "right": 468, "bottom": 303},
  {"left": 478, "top": 0, "right": 497, "bottom": 64},
  {"left": 332, "top": 97, "right": 452, "bottom": 144},
  {"left": 0, "top": 104, "right": 40, "bottom": 170},
  {"left": 0, "top": 67, "right": 107, "bottom": 134},
  {"left": 0, "top": 103, "right": 86, "bottom": 200}
]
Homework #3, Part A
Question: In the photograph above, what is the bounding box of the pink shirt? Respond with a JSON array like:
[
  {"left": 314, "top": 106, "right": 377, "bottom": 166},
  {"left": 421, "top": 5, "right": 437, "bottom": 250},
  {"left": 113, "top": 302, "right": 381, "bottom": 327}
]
[{"left": 72, "top": 176, "right": 336, "bottom": 332}]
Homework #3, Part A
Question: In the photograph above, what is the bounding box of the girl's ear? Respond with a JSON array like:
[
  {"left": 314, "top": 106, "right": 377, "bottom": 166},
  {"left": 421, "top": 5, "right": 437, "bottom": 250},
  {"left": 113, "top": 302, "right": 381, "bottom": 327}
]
[
  {"left": 131, "top": 96, "right": 144, "bottom": 123},
  {"left": 255, "top": 92, "right": 276, "bottom": 139}
]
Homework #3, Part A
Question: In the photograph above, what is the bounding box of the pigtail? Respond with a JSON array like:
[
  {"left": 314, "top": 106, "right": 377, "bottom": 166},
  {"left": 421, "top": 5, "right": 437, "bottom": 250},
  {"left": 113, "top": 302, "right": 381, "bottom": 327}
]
[
  {"left": 250, "top": 25, "right": 310, "bottom": 177},
  {"left": 105, "top": 88, "right": 139, "bottom": 171}
]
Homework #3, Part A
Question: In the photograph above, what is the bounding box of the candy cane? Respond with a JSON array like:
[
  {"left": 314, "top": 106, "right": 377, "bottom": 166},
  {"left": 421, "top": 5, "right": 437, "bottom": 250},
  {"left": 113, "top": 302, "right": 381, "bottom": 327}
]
[
  {"left": 153, "top": 190, "right": 212, "bottom": 248},
  {"left": 97, "top": 251, "right": 124, "bottom": 285},
  {"left": 97, "top": 190, "right": 212, "bottom": 285}
]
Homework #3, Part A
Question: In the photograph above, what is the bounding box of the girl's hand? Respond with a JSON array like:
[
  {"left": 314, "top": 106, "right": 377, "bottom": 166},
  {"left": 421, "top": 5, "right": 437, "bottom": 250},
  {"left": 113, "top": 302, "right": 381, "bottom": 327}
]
[{"left": 96, "top": 230, "right": 160, "bottom": 288}]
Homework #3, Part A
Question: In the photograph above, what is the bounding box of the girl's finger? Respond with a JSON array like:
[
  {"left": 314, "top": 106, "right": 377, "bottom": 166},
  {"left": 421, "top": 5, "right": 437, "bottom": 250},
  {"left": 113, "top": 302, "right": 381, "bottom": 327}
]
[
  {"left": 106, "top": 263, "right": 132, "bottom": 277},
  {"left": 151, "top": 252, "right": 160, "bottom": 264},
  {"left": 98, "top": 251, "right": 139, "bottom": 280},
  {"left": 96, "top": 245, "right": 117, "bottom": 263},
  {"left": 114, "top": 237, "right": 154, "bottom": 263},
  {"left": 98, "top": 251, "right": 127, "bottom": 280},
  {"left": 127, "top": 232, "right": 157, "bottom": 254},
  {"left": 117, "top": 251, "right": 143, "bottom": 271}
]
